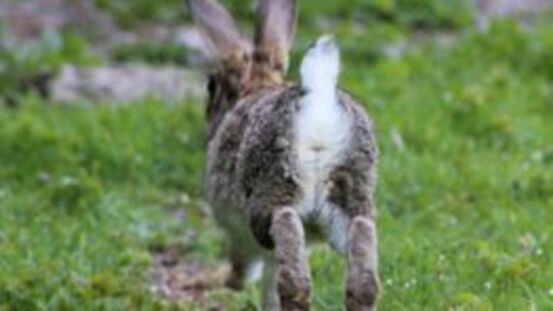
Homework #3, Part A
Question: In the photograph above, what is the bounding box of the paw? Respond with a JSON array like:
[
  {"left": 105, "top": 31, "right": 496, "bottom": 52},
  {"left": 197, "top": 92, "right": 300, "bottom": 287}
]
[
  {"left": 345, "top": 270, "right": 379, "bottom": 311},
  {"left": 277, "top": 266, "right": 311, "bottom": 311}
]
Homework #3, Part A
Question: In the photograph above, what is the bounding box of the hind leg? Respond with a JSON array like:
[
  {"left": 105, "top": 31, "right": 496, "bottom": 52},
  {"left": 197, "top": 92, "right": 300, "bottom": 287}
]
[
  {"left": 318, "top": 201, "right": 380, "bottom": 310},
  {"left": 345, "top": 216, "right": 379, "bottom": 310},
  {"left": 270, "top": 207, "right": 312, "bottom": 310},
  {"left": 323, "top": 206, "right": 379, "bottom": 310},
  {"left": 220, "top": 219, "right": 260, "bottom": 290},
  {"left": 327, "top": 165, "right": 380, "bottom": 310},
  {"left": 214, "top": 207, "right": 259, "bottom": 290},
  {"left": 225, "top": 240, "right": 257, "bottom": 290}
]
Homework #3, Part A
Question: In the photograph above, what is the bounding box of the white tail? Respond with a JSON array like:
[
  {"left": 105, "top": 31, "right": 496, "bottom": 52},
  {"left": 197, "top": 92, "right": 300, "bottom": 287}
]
[
  {"left": 300, "top": 35, "right": 340, "bottom": 93},
  {"left": 297, "top": 35, "right": 347, "bottom": 156}
]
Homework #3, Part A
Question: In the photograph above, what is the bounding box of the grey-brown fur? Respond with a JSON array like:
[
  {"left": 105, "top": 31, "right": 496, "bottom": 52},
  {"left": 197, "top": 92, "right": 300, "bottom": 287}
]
[
  {"left": 187, "top": 0, "right": 381, "bottom": 309},
  {"left": 327, "top": 92, "right": 379, "bottom": 219},
  {"left": 208, "top": 88, "right": 378, "bottom": 245}
]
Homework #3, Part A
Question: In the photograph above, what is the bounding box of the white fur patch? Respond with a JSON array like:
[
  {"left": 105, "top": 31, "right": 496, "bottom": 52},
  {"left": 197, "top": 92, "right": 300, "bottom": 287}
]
[
  {"left": 295, "top": 35, "right": 351, "bottom": 251},
  {"left": 300, "top": 35, "right": 340, "bottom": 93},
  {"left": 297, "top": 34, "right": 347, "bottom": 169}
]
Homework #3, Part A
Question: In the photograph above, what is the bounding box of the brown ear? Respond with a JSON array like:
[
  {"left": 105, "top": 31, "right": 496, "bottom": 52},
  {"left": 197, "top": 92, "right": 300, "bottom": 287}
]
[
  {"left": 186, "top": 0, "right": 250, "bottom": 57},
  {"left": 254, "top": 0, "right": 298, "bottom": 62}
]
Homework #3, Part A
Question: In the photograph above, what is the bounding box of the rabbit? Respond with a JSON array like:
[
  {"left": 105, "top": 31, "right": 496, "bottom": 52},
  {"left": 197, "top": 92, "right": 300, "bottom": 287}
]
[{"left": 187, "top": 0, "right": 380, "bottom": 309}]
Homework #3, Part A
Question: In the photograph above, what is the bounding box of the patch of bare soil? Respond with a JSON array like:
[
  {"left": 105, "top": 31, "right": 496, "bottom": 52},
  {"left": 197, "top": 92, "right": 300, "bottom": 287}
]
[{"left": 150, "top": 246, "right": 231, "bottom": 307}]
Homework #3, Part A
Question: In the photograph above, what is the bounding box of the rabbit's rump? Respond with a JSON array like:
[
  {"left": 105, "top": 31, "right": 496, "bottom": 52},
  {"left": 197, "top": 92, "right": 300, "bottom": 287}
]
[{"left": 206, "top": 85, "right": 377, "bottom": 254}]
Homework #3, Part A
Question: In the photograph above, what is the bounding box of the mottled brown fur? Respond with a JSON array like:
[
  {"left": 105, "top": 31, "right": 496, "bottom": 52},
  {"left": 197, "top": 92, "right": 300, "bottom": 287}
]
[
  {"left": 205, "top": 52, "right": 252, "bottom": 140},
  {"left": 205, "top": 86, "right": 380, "bottom": 309},
  {"left": 328, "top": 93, "right": 379, "bottom": 220}
]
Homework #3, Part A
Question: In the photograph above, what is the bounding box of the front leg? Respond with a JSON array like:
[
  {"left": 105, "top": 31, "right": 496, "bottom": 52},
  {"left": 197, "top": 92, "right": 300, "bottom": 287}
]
[
  {"left": 345, "top": 216, "right": 380, "bottom": 310},
  {"left": 270, "top": 207, "right": 312, "bottom": 310}
]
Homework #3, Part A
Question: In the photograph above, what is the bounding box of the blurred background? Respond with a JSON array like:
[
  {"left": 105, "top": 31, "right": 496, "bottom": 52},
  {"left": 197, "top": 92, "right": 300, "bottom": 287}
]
[{"left": 0, "top": 0, "right": 551, "bottom": 309}]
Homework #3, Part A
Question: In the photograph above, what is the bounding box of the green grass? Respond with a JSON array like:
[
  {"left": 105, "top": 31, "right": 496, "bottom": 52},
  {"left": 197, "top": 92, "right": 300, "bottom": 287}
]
[
  {"left": 1, "top": 9, "right": 553, "bottom": 311},
  {"left": 97, "top": 0, "right": 473, "bottom": 30},
  {"left": 0, "top": 100, "right": 204, "bottom": 309}
]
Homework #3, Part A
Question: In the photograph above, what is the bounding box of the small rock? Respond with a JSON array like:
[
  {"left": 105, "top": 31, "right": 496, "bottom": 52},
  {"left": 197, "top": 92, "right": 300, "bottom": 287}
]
[
  {"left": 0, "top": 0, "right": 118, "bottom": 42},
  {"left": 475, "top": 0, "right": 553, "bottom": 29},
  {"left": 51, "top": 64, "right": 205, "bottom": 104},
  {"left": 173, "top": 26, "right": 213, "bottom": 60},
  {"left": 476, "top": 0, "right": 553, "bottom": 17}
]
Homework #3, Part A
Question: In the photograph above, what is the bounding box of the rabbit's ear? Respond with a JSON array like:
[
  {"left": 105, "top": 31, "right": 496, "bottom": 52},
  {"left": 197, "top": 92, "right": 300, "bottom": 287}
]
[
  {"left": 254, "top": 0, "right": 298, "bottom": 60},
  {"left": 186, "top": 0, "right": 251, "bottom": 58}
]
